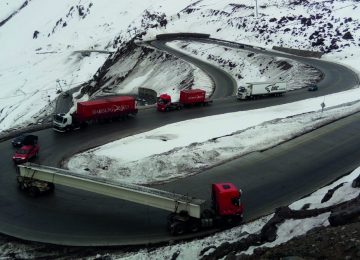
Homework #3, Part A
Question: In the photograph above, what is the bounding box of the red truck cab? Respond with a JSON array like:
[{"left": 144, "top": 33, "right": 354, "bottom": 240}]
[
  {"left": 157, "top": 89, "right": 211, "bottom": 112},
  {"left": 157, "top": 94, "right": 173, "bottom": 112},
  {"left": 212, "top": 183, "right": 244, "bottom": 218},
  {"left": 12, "top": 144, "right": 39, "bottom": 164}
]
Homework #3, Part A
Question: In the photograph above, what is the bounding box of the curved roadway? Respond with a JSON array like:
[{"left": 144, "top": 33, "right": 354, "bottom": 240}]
[{"left": 0, "top": 38, "right": 359, "bottom": 246}]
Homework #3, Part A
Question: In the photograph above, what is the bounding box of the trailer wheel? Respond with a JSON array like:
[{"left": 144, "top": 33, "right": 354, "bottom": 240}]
[
  {"left": 18, "top": 182, "right": 27, "bottom": 191},
  {"left": 167, "top": 213, "right": 176, "bottom": 229},
  {"left": 171, "top": 222, "right": 186, "bottom": 236},
  {"left": 28, "top": 186, "right": 40, "bottom": 197},
  {"left": 47, "top": 183, "right": 55, "bottom": 192}
]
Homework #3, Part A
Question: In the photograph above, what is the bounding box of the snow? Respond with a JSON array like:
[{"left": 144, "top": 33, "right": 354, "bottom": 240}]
[
  {"left": 167, "top": 40, "right": 321, "bottom": 90},
  {"left": 67, "top": 87, "right": 360, "bottom": 184},
  {"left": 1, "top": 0, "right": 359, "bottom": 132},
  {"left": 0, "top": 0, "right": 25, "bottom": 21},
  {"left": 243, "top": 213, "right": 331, "bottom": 255},
  {"left": 1, "top": 0, "right": 360, "bottom": 258},
  {"left": 0, "top": 0, "right": 197, "bottom": 132},
  {"left": 290, "top": 167, "right": 360, "bottom": 210}
]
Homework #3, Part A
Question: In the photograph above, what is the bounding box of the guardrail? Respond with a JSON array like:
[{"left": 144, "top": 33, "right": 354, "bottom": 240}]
[
  {"left": 156, "top": 33, "right": 210, "bottom": 40},
  {"left": 273, "top": 46, "right": 323, "bottom": 58}
]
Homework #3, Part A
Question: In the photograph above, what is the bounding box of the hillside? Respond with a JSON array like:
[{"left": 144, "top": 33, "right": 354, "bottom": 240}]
[
  {"left": 0, "top": 0, "right": 359, "bottom": 259},
  {"left": 0, "top": 0, "right": 359, "bottom": 132}
]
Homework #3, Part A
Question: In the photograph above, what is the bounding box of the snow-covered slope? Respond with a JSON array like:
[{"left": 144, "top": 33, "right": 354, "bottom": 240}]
[
  {"left": 1, "top": 0, "right": 359, "bottom": 132},
  {"left": 0, "top": 0, "right": 195, "bottom": 132},
  {"left": 1, "top": 0, "right": 360, "bottom": 258}
]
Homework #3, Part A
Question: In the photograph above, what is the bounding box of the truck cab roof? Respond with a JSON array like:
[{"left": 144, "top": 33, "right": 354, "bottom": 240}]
[{"left": 212, "top": 183, "right": 239, "bottom": 194}]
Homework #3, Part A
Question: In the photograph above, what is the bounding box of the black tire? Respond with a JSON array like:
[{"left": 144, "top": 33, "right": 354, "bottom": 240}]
[
  {"left": 28, "top": 186, "right": 40, "bottom": 197},
  {"left": 171, "top": 222, "right": 186, "bottom": 236},
  {"left": 165, "top": 107, "right": 169, "bottom": 112},
  {"left": 223, "top": 216, "right": 241, "bottom": 227},
  {"left": 167, "top": 213, "right": 176, "bottom": 229},
  {"left": 201, "top": 209, "right": 214, "bottom": 218},
  {"left": 47, "top": 183, "right": 55, "bottom": 192},
  {"left": 190, "top": 220, "right": 201, "bottom": 233},
  {"left": 18, "top": 182, "right": 27, "bottom": 191}
]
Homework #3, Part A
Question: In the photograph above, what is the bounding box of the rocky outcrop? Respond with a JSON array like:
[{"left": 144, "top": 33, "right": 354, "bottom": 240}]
[{"left": 202, "top": 191, "right": 360, "bottom": 260}]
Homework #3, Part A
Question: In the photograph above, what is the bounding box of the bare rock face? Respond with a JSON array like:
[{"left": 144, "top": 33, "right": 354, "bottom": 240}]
[
  {"left": 329, "top": 197, "right": 360, "bottom": 227},
  {"left": 352, "top": 174, "right": 360, "bottom": 188},
  {"left": 342, "top": 31, "right": 354, "bottom": 40},
  {"left": 321, "top": 183, "right": 344, "bottom": 203}
]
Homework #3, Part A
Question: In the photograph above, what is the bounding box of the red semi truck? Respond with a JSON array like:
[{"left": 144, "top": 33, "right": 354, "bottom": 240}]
[
  {"left": 53, "top": 96, "right": 138, "bottom": 132},
  {"left": 18, "top": 163, "right": 244, "bottom": 235},
  {"left": 157, "top": 89, "right": 212, "bottom": 112}
]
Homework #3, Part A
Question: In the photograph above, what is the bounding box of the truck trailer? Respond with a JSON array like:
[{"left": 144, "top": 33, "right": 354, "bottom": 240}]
[
  {"left": 17, "top": 163, "right": 244, "bottom": 236},
  {"left": 53, "top": 96, "right": 138, "bottom": 132},
  {"left": 237, "top": 82, "right": 287, "bottom": 100},
  {"left": 157, "top": 89, "right": 212, "bottom": 112}
]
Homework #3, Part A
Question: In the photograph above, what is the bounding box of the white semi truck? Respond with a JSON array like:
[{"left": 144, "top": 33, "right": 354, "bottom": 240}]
[
  {"left": 237, "top": 82, "right": 287, "bottom": 100},
  {"left": 17, "top": 163, "right": 244, "bottom": 236}
]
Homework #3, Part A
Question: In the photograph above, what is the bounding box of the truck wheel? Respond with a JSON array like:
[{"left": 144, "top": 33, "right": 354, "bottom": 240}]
[
  {"left": 18, "top": 182, "right": 27, "bottom": 191},
  {"left": 28, "top": 186, "right": 40, "bottom": 197},
  {"left": 167, "top": 213, "right": 176, "bottom": 229},
  {"left": 223, "top": 216, "right": 239, "bottom": 227},
  {"left": 47, "top": 183, "right": 55, "bottom": 192},
  {"left": 165, "top": 107, "right": 169, "bottom": 112},
  {"left": 190, "top": 220, "right": 201, "bottom": 233},
  {"left": 171, "top": 222, "right": 186, "bottom": 236}
]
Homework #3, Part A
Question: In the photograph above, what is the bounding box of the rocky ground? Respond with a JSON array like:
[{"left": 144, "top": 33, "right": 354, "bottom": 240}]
[
  {"left": 242, "top": 222, "right": 360, "bottom": 260},
  {"left": 200, "top": 175, "right": 360, "bottom": 260}
]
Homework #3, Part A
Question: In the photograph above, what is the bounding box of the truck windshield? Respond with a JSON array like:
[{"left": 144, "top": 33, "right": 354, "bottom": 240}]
[
  {"left": 17, "top": 149, "right": 29, "bottom": 154},
  {"left": 238, "top": 87, "right": 246, "bottom": 93},
  {"left": 157, "top": 98, "right": 167, "bottom": 105},
  {"left": 54, "top": 115, "right": 66, "bottom": 123}
]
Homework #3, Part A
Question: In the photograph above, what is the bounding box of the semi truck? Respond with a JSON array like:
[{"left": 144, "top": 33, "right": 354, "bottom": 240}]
[
  {"left": 53, "top": 96, "right": 138, "bottom": 132},
  {"left": 237, "top": 82, "right": 287, "bottom": 100},
  {"left": 157, "top": 89, "right": 212, "bottom": 112},
  {"left": 17, "top": 163, "right": 244, "bottom": 236}
]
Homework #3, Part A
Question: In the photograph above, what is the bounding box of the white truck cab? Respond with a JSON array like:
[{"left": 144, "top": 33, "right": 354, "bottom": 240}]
[{"left": 53, "top": 113, "right": 73, "bottom": 132}]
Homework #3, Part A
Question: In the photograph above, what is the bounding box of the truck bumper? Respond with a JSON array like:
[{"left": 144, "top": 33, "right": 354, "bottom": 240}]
[{"left": 52, "top": 125, "right": 66, "bottom": 132}]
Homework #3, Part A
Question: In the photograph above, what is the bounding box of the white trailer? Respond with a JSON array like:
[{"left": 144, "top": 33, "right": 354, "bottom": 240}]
[
  {"left": 17, "top": 163, "right": 244, "bottom": 235},
  {"left": 237, "top": 82, "right": 287, "bottom": 100}
]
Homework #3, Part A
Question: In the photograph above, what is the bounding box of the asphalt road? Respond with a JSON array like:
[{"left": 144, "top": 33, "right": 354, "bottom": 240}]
[{"left": 0, "top": 38, "right": 359, "bottom": 246}]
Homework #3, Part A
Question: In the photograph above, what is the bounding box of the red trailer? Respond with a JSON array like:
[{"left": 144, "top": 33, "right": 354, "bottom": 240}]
[
  {"left": 157, "top": 89, "right": 212, "bottom": 112},
  {"left": 53, "top": 96, "right": 138, "bottom": 132},
  {"left": 76, "top": 96, "right": 137, "bottom": 122}
]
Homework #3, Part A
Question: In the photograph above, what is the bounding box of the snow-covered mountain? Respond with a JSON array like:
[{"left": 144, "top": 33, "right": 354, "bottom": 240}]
[
  {"left": 0, "top": 0, "right": 359, "bottom": 133},
  {"left": 0, "top": 0, "right": 360, "bottom": 259}
]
